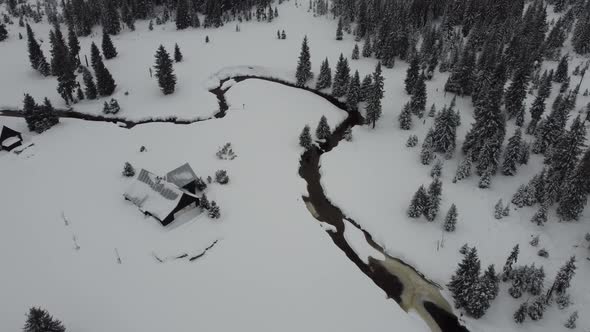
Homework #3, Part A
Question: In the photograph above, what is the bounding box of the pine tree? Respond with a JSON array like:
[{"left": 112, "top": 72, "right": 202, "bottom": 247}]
[
  {"left": 482, "top": 264, "right": 499, "bottom": 300},
  {"left": 514, "top": 302, "right": 528, "bottom": 324},
  {"left": 431, "top": 106, "right": 459, "bottom": 158},
  {"left": 410, "top": 73, "right": 427, "bottom": 117},
  {"left": 406, "top": 135, "right": 418, "bottom": 148},
  {"left": 527, "top": 297, "right": 546, "bottom": 321},
  {"left": 346, "top": 71, "right": 361, "bottom": 111},
  {"left": 174, "top": 43, "right": 183, "bottom": 62},
  {"left": 82, "top": 66, "right": 97, "bottom": 100},
  {"left": 448, "top": 247, "right": 481, "bottom": 310},
  {"left": 505, "top": 67, "right": 529, "bottom": 121},
  {"left": 366, "top": 62, "right": 383, "bottom": 128},
  {"left": 405, "top": 55, "right": 420, "bottom": 94},
  {"left": 494, "top": 199, "right": 504, "bottom": 219},
  {"left": 421, "top": 129, "right": 435, "bottom": 165},
  {"left": 208, "top": 201, "right": 220, "bottom": 218},
  {"left": 552, "top": 256, "right": 576, "bottom": 296},
  {"left": 425, "top": 177, "right": 442, "bottom": 221},
  {"left": 315, "top": 115, "right": 331, "bottom": 139},
  {"left": 572, "top": 13, "right": 590, "bottom": 54},
  {"left": 502, "top": 245, "right": 519, "bottom": 281},
  {"left": 23, "top": 94, "right": 38, "bottom": 132},
  {"left": 299, "top": 125, "right": 312, "bottom": 149},
  {"left": 101, "top": 30, "right": 118, "bottom": 59},
  {"left": 502, "top": 129, "right": 522, "bottom": 176},
  {"left": 315, "top": 58, "right": 332, "bottom": 89},
  {"left": 558, "top": 162, "right": 589, "bottom": 221},
  {"left": 26, "top": 24, "right": 50, "bottom": 76},
  {"left": 154, "top": 45, "right": 176, "bottom": 95},
  {"left": 453, "top": 157, "right": 472, "bottom": 183},
  {"left": 23, "top": 307, "right": 65, "bottom": 332},
  {"left": 503, "top": 204, "right": 510, "bottom": 217},
  {"left": 102, "top": 0, "right": 121, "bottom": 35},
  {"left": 351, "top": 44, "right": 359, "bottom": 60},
  {"left": 478, "top": 170, "right": 492, "bottom": 189},
  {"left": 295, "top": 36, "right": 312, "bottom": 86},
  {"left": 67, "top": 24, "right": 80, "bottom": 68},
  {"left": 554, "top": 55, "right": 569, "bottom": 83},
  {"left": 430, "top": 159, "right": 443, "bottom": 178},
  {"left": 564, "top": 311, "right": 578, "bottom": 329},
  {"left": 362, "top": 35, "right": 372, "bottom": 57},
  {"left": 332, "top": 53, "right": 350, "bottom": 97},
  {"left": 0, "top": 24, "right": 7, "bottom": 42},
  {"left": 360, "top": 74, "right": 372, "bottom": 101},
  {"left": 200, "top": 193, "right": 210, "bottom": 210},
  {"left": 91, "top": 42, "right": 116, "bottom": 96},
  {"left": 336, "top": 17, "right": 343, "bottom": 40},
  {"left": 408, "top": 185, "right": 428, "bottom": 218},
  {"left": 443, "top": 203, "right": 458, "bottom": 232},
  {"left": 76, "top": 86, "right": 84, "bottom": 101},
  {"left": 531, "top": 204, "right": 548, "bottom": 226},
  {"left": 49, "top": 24, "right": 69, "bottom": 77},
  {"left": 176, "top": 0, "right": 191, "bottom": 30},
  {"left": 398, "top": 103, "right": 412, "bottom": 130}
]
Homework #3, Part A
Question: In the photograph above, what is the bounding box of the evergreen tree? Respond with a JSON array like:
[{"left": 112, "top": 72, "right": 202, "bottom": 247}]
[
  {"left": 552, "top": 256, "right": 577, "bottom": 296},
  {"left": 200, "top": 193, "right": 210, "bottom": 210},
  {"left": 478, "top": 170, "right": 492, "bottom": 189},
  {"left": 408, "top": 185, "right": 428, "bottom": 218},
  {"left": 527, "top": 297, "right": 546, "bottom": 321},
  {"left": 514, "top": 302, "right": 528, "bottom": 324},
  {"left": 398, "top": 103, "right": 412, "bottom": 130},
  {"left": 430, "top": 159, "right": 443, "bottom": 178},
  {"left": 482, "top": 264, "right": 499, "bottom": 300},
  {"left": 405, "top": 55, "right": 420, "bottom": 94},
  {"left": 316, "top": 115, "right": 331, "bottom": 140},
  {"left": 351, "top": 44, "right": 359, "bottom": 60},
  {"left": 494, "top": 199, "right": 504, "bottom": 219},
  {"left": 502, "top": 245, "right": 519, "bottom": 281},
  {"left": 102, "top": 0, "right": 121, "bottom": 35},
  {"left": 154, "top": 45, "right": 176, "bottom": 95},
  {"left": 505, "top": 67, "right": 529, "bottom": 121},
  {"left": 362, "top": 35, "right": 372, "bottom": 57},
  {"left": 91, "top": 42, "right": 116, "bottom": 96},
  {"left": 431, "top": 105, "right": 459, "bottom": 158},
  {"left": 360, "top": 74, "right": 372, "bottom": 101},
  {"left": 315, "top": 58, "right": 332, "bottom": 89},
  {"left": 554, "top": 55, "right": 569, "bottom": 83},
  {"left": 572, "top": 13, "right": 590, "bottom": 54},
  {"left": 82, "top": 66, "right": 97, "bottom": 100},
  {"left": 453, "top": 157, "right": 472, "bottom": 183},
  {"left": 332, "top": 53, "right": 350, "bottom": 97},
  {"left": 26, "top": 24, "right": 50, "bottom": 76},
  {"left": 448, "top": 247, "right": 481, "bottom": 310},
  {"left": 527, "top": 94, "right": 547, "bottom": 134},
  {"left": 425, "top": 177, "right": 442, "bottom": 221},
  {"left": 558, "top": 161, "right": 589, "bottom": 221},
  {"left": 336, "top": 17, "right": 343, "bottom": 40},
  {"left": 410, "top": 73, "right": 427, "bottom": 117},
  {"left": 49, "top": 24, "right": 69, "bottom": 77},
  {"left": 0, "top": 24, "right": 7, "bottom": 42},
  {"left": 531, "top": 204, "right": 548, "bottom": 226},
  {"left": 366, "top": 62, "right": 383, "bottom": 128},
  {"left": 176, "top": 0, "right": 191, "bottom": 30},
  {"left": 23, "top": 307, "right": 65, "bottom": 332},
  {"left": 295, "top": 36, "right": 312, "bottom": 86},
  {"left": 208, "top": 201, "right": 220, "bottom": 219},
  {"left": 443, "top": 203, "right": 458, "bottom": 232},
  {"left": 406, "top": 135, "right": 418, "bottom": 148},
  {"left": 123, "top": 162, "right": 135, "bottom": 177},
  {"left": 23, "top": 94, "right": 38, "bottom": 132},
  {"left": 299, "top": 125, "right": 312, "bottom": 149},
  {"left": 502, "top": 129, "right": 522, "bottom": 176},
  {"left": 346, "top": 71, "right": 361, "bottom": 111},
  {"left": 421, "top": 129, "right": 435, "bottom": 165},
  {"left": 564, "top": 311, "right": 578, "bottom": 329},
  {"left": 67, "top": 24, "right": 80, "bottom": 68},
  {"left": 101, "top": 30, "right": 117, "bottom": 59},
  {"left": 174, "top": 43, "right": 183, "bottom": 62},
  {"left": 76, "top": 86, "right": 84, "bottom": 101}
]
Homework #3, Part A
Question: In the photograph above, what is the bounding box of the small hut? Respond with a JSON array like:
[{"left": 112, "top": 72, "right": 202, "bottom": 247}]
[{"left": 0, "top": 126, "right": 23, "bottom": 151}]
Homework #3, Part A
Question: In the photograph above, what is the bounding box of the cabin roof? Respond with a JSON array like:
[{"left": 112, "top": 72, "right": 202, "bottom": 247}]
[{"left": 166, "top": 163, "right": 198, "bottom": 188}]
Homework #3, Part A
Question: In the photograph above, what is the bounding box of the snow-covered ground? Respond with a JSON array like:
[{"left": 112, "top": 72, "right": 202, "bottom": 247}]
[{"left": 1, "top": 1, "right": 590, "bottom": 331}]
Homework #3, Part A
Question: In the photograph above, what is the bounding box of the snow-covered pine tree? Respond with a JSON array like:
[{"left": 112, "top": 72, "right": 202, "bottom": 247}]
[
  {"left": 49, "top": 23, "right": 69, "bottom": 77},
  {"left": 360, "top": 74, "right": 372, "bottom": 101},
  {"left": 518, "top": 141, "right": 530, "bottom": 165},
  {"left": 482, "top": 264, "right": 499, "bottom": 301},
  {"left": 502, "top": 128, "right": 522, "bottom": 176},
  {"left": 527, "top": 296, "right": 546, "bottom": 321},
  {"left": 425, "top": 177, "right": 442, "bottom": 221},
  {"left": 552, "top": 256, "right": 577, "bottom": 297},
  {"left": 24, "top": 307, "right": 65, "bottom": 332},
  {"left": 76, "top": 86, "right": 84, "bottom": 101},
  {"left": 365, "top": 62, "right": 383, "bottom": 128},
  {"left": 102, "top": 0, "right": 121, "bottom": 35},
  {"left": 315, "top": 115, "right": 331, "bottom": 140},
  {"left": 26, "top": 24, "right": 49, "bottom": 76},
  {"left": 531, "top": 204, "right": 548, "bottom": 226},
  {"left": 407, "top": 185, "right": 428, "bottom": 218},
  {"left": 558, "top": 155, "right": 590, "bottom": 221},
  {"left": 453, "top": 157, "right": 472, "bottom": 183},
  {"left": 503, "top": 203, "right": 510, "bottom": 217},
  {"left": 0, "top": 24, "right": 7, "bottom": 42},
  {"left": 443, "top": 203, "right": 458, "bottom": 232},
  {"left": 351, "top": 44, "right": 359, "bottom": 60},
  {"left": 494, "top": 199, "right": 504, "bottom": 219},
  {"left": 91, "top": 42, "right": 116, "bottom": 96},
  {"left": 410, "top": 73, "right": 427, "bottom": 117},
  {"left": 514, "top": 302, "right": 528, "bottom": 324},
  {"left": 405, "top": 55, "right": 420, "bottom": 94},
  {"left": 208, "top": 201, "right": 220, "bottom": 219},
  {"left": 200, "top": 193, "right": 210, "bottom": 210},
  {"left": 154, "top": 45, "right": 176, "bottom": 95},
  {"left": 336, "top": 17, "right": 343, "bottom": 40},
  {"left": 505, "top": 67, "right": 529, "bottom": 121},
  {"left": 502, "top": 244, "right": 519, "bottom": 282},
  {"left": 478, "top": 170, "right": 492, "bottom": 189},
  {"left": 176, "top": 0, "right": 191, "bottom": 30},
  {"left": 398, "top": 102, "right": 412, "bottom": 130},
  {"left": 362, "top": 35, "right": 372, "bottom": 57},
  {"left": 101, "top": 30, "right": 117, "bottom": 60},
  {"left": 430, "top": 159, "right": 443, "bottom": 178},
  {"left": 346, "top": 70, "right": 361, "bottom": 111},
  {"left": 299, "top": 125, "right": 312, "bottom": 149},
  {"left": 174, "top": 43, "right": 183, "bottom": 62},
  {"left": 447, "top": 247, "right": 481, "bottom": 310},
  {"left": 332, "top": 53, "right": 350, "bottom": 97},
  {"left": 315, "top": 58, "right": 332, "bottom": 90},
  {"left": 406, "top": 135, "right": 418, "bottom": 148},
  {"left": 421, "top": 129, "right": 435, "bottom": 165},
  {"left": 67, "top": 24, "right": 80, "bottom": 68},
  {"left": 431, "top": 105, "right": 459, "bottom": 158},
  {"left": 428, "top": 104, "right": 436, "bottom": 117},
  {"left": 554, "top": 55, "right": 569, "bottom": 83},
  {"left": 564, "top": 311, "right": 578, "bottom": 329},
  {"left": 82, "top": 66, "right": 97, "bottom": 100},
  {"left": 295, "top": 36, "right": 312, "bottom": 86}
]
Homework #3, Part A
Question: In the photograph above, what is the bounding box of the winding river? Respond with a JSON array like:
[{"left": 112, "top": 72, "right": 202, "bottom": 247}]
[{"left": 1, "top": 71, "right": 468, "bottom": 332}]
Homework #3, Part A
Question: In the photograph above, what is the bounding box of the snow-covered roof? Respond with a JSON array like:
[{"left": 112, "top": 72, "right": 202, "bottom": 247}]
[
  {"left": 166, "top": 163, "right": 197, "bottom": 188},
  {"left": 124, "top": 169, "right": 184, "bottom": 221},
  {"left": 2, "top": 136, "right": 20, "bottom": 147}
]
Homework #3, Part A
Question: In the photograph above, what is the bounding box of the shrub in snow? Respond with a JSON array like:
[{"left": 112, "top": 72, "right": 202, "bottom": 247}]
[
  {"left": 207, "top": 176, "right": 212, "bottom": 184},
  {"left": 494, "top": 199, "right": 504, "bottom": 219},
  {"left": 531, "top": 205, "right": 548, "bottom": 226},
  {"left": 564, "top": 311, "right": 578, "bottom": 329},
  {"left": 24, "top": 307, "right": 65, "bottom": 332},
  {"left": 530, "top": 235, "right": 539, "bottom": 247},
  {"left": 200, "top": 194, "right": 210, "bottom": 210},
  {"left": 315, "top": 115, "right": 331, "bottom": 140},
  {"left": 195, "top": 177, "right": 207, "bottom": 192},
  {"left": 343, "top": 127, "right": 353, "bottom": 141},
  {"left": 406, "top": 135, "right": 418, "bottom": 147},
  {"left": 443, "top": 204, "right": 457, "bottom": 232},
  {"left": 502, "top": 204, "right": 510, "bottom": 217},
  {"left": 216, "top": 142, "right": 237, "bottom": 160},
  {"left": 208, "top": 201, "right": 220, "bottom": 219},
  {"left": 215, "top": 170, "right": 229, "bottom": 184},
  {"left": 556, "top": 293, "right": 571, "bottom": 309},
  {"left": 103, "top": 98, "right": 120, "bottom": 114},
  {"left": 122, "top": 162, "right": 135, "bottom": 177},
  {"left": 430, "top": 159, "right": 443, "bottom": 178},
  {"left": 299, "top": 125, "right": 312, "bottom": 149},
  {"left": 514, "top": 302, "right": 528, "bottom": 324},
  {"left": 538, "top": 248, "right": 549, "bottom": 258},
  {"left": 478, "top": 171, "right": 491, "bottom": 189},
  {"left": 139, "top": 146, "right": 147, "bottom": 152},
  {"left": 585, "top": 232, "right": 590, "bottom": 242}
]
